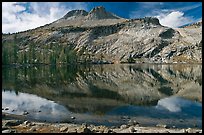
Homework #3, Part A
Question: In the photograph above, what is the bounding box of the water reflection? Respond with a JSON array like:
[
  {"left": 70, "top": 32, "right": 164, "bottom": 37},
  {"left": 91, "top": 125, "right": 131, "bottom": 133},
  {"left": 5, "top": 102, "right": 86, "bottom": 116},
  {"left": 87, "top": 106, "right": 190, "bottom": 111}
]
[
  {"left": 156, "top": 96, "right": 201, "bottom": 113},
  {"left": 2, "top": 64, "right": 202, "bottom": 126},
  {"left": 106, "top": 96, "right": 201, "bottom": 118},
  {"left": 2, "top": 91, "right": 202, "bottom": 127},
  {"left": 2, "top": 90, "right": 71, "bottom": 122}
]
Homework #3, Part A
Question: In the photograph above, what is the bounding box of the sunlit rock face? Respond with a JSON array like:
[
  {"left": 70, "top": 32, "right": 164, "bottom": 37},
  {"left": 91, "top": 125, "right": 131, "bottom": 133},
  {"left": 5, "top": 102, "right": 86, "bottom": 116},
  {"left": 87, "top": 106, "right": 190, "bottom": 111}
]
[
  {"left": 2, "top": 6, "right": 202, "bottom": 63},
  {"left": 2, "top": 64, "right": 202, "bottom": 114}
]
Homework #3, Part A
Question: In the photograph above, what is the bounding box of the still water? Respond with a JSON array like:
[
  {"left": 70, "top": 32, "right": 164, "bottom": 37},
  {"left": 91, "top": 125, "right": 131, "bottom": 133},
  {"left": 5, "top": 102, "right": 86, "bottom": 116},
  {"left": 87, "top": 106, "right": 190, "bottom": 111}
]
[{"left": 2, "top": 64, "right": 202, "bottom": 128}]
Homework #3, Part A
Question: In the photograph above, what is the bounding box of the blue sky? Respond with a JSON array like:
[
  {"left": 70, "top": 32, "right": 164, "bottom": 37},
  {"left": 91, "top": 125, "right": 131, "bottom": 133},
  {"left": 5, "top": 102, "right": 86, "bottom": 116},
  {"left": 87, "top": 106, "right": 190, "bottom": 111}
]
[{"left": 2, "top": 2, "right": 202, "bottom": 33}]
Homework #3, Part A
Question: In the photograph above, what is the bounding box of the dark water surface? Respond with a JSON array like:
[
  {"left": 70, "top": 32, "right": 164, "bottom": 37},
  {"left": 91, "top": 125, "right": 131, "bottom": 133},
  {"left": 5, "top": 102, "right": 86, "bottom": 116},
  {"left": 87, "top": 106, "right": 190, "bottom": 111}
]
[{"left": 2, "top": 64, "right": 202, "bottom": 128}]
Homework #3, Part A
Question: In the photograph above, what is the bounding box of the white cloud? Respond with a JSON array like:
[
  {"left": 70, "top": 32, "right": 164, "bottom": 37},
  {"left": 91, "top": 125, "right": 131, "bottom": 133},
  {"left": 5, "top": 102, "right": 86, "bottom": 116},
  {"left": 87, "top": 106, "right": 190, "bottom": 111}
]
[
  {"left": 2, "top": 2, "right": 87, "bottom": 33},
  {"left": 156, "top": 11, "right": 193, "bottom": 28},
  {"left": 129, "top": 2, "right": 201, "bottom": 28},
  {"left": 130, "top": 9, "right": 194, "bottom": 28}
]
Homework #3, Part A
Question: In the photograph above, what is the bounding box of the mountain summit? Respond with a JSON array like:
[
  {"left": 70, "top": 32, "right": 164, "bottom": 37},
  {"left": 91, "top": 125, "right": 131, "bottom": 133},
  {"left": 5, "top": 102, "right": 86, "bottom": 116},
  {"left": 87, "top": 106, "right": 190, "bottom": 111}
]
[
  {"left": 51, "top": 6, "right": 126, "bottom": 28},
  {"left": 62, "top": 6, "right": 121, "bottom": 20},
  {"left": 86, "top": 6, "right": 121, "bottom": 20},
  {"left": 62, "top": 10, "right": 88, "bottom": 19}
]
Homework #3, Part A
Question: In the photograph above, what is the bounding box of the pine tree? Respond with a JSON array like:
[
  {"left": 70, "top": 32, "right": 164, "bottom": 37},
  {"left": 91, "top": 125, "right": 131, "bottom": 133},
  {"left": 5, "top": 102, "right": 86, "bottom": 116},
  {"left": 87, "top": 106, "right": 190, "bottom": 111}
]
[{"left": 13, "top": 35, "right": 18, "bottom": 63}]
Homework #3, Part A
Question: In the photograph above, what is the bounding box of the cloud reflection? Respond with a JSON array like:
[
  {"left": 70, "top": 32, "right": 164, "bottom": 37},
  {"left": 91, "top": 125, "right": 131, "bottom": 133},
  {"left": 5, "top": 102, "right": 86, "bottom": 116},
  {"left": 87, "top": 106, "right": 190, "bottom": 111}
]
[
  {"left": 155, "top": 96, "right": 201, "bottom": 112},
  {"left": 2, "top": 90, "right": 71, "bottom": 122}
]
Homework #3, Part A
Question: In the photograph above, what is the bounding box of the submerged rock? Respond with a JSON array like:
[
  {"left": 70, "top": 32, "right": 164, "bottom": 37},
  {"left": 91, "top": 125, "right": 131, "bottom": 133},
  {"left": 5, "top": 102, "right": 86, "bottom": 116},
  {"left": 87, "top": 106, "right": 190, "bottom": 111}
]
[
  {"left": 156, "top": 124, "right": 168, "bottom": 128},
  {"left": 128, "top": 120, "right": 140, "bottom": 126},
  {"left": 5, "top": 120, "right": 23, "bottom": 127},
  {"left": 23, "top": 111, "right": 29, "bottom": 115},
  {"left": 23, "top": 120, "right": 30, "bottom": 125}
]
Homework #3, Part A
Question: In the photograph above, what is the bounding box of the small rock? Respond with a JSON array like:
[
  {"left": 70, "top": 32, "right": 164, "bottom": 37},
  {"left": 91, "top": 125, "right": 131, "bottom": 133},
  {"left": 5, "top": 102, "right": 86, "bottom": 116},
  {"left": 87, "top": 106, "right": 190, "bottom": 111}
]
[
  {"left": 104, "top": 129, "right": 112, "bottom": 133},
  {"left": 179, "top": 119, "right": 184, "bottom": 122},
  {"left": 172, "top": 126, "right": 176, "bottom": 128},
  {"left": 29, "top": 126, "right": 37, "bottom": 132},
  {"left": 11, "top": 130, "right": 16, "bottom": 133},
  {"left": 2, "top": 129, "right": 12, "bottom": 133},
  {"left": 89, "top": 124, "right": 95, "bottom": 128},
  {"left": 195, "top": 130, "right": 200, "bottom": 133},
  {"left": 92, "top": 126, "right": 106, "bottom": 133},
  {"left": 156, "top": 124, "right": 168, "bottom": 128},
  {"left": 128, "top": 120, "right": 139, "bottom": 126},
  {"left": 120, "top": 124, "right": 128, "bottom": 129},
  {"left": 193, "top": 124, "right": 197, "bottom": 127},
  {"left": 82, "top": 123, "right": 87, "bottom": 127},
  {"left": 38, "top": 110, "right": 41, "bottom": 112},
  {"left": 129, "top": 127, "right": 136, "bottom": 133},
  {"left": 111, "top": 126, "right": 116, "bottom": 129},
  {"left": 67, "top": 128, "right": 77, "bottom": 133},
  {"left": 30, "top": 123, "right": 35, "bottom": 126},
  {"left": 60, "top": 126, "right": 68, "bottom": 132},
  {"left": 186, "top": 128, "right": 193, "bottom": 133},
  {"left": 2, "top": 126, "right": 9, "bottom": 131},
  {"left": 2, "top": 129, "right": 16, "bottom": 133},
  {"left": 181, "top": 129, "right": 187, "bottom": 133},
  {"left": 12, "top": 109, "right": 15, "bottom": 112},
  {"left": 121, "top": 116, "right": 130, "bottom": 120},
  {"left": 71, "top": 116, "right": 75, "bottom": 119},
  {"left": 163, "top": 131, "right": 170, "bottom": 133},
  {"left": 5, "top": 107, "right": 9, "bottom": 110},
  {"left": 23, "top": 111, "right": 29, "bottom": 115},
  {"left": 83, "top": 127, "right": 91, "bottom": 133},
  {"left": 26, "top": 123, "right": 32, "bottom": 127},
  {"left": 23, "top": 120, "right": 30, "bottom": 125}
]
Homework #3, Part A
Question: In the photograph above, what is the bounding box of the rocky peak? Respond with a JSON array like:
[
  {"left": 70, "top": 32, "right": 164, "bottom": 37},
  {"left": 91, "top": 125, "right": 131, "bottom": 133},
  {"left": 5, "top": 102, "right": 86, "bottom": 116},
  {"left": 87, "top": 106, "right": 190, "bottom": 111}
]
[
  {"left": 63, "top": 10, "right": 88, "bottom": 19},
  {"left": 181, "top": 20, "right": 202, "bottom": 28},
  {"left": 90, "top": 6, "right": 106, "bottom": 13},
  {"left": 143, "top": 17, "right": 161, "bottom": 25},
  {"left": 192, "top": 21, "right": 202, "bottom": 27},
  {"left": 86, "top": 6, "right": 121, "bottom": 20}
]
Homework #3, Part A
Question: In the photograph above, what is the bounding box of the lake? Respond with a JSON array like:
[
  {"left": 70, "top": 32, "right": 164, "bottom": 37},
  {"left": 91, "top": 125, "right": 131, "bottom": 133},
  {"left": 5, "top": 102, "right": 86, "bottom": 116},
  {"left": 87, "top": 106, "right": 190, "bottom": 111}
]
[{"left": 2, "top": 64, "right": 202, "bottom": 128}]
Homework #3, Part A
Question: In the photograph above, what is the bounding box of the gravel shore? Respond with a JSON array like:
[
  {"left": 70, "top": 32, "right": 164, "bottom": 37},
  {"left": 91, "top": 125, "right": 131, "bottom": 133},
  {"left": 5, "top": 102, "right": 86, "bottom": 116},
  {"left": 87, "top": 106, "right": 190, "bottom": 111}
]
[{"left": 2, "top": 113, "right": 202, "bottom": 133}]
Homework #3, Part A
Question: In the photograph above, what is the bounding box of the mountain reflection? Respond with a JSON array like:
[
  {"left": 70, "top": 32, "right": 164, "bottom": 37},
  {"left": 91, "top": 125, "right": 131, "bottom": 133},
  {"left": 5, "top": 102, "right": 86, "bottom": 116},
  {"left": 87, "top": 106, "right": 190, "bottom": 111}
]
[{"left": 2, "top": 64, "right": 202, "bottom": 115}]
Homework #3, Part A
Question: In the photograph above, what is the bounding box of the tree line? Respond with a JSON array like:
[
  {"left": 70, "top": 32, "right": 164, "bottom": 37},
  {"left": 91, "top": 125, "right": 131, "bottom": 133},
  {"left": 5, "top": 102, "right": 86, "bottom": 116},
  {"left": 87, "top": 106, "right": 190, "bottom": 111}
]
[{"left": 2, "top": 35, "right": 98, "bottom": 65}]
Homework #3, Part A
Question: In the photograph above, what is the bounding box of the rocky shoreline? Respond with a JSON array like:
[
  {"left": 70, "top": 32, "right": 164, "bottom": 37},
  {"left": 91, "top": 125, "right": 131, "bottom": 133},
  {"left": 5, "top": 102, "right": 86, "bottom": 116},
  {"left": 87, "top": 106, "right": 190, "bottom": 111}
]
[{"left": 2, "top": 113, "right": 202, "bottom": 133}]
